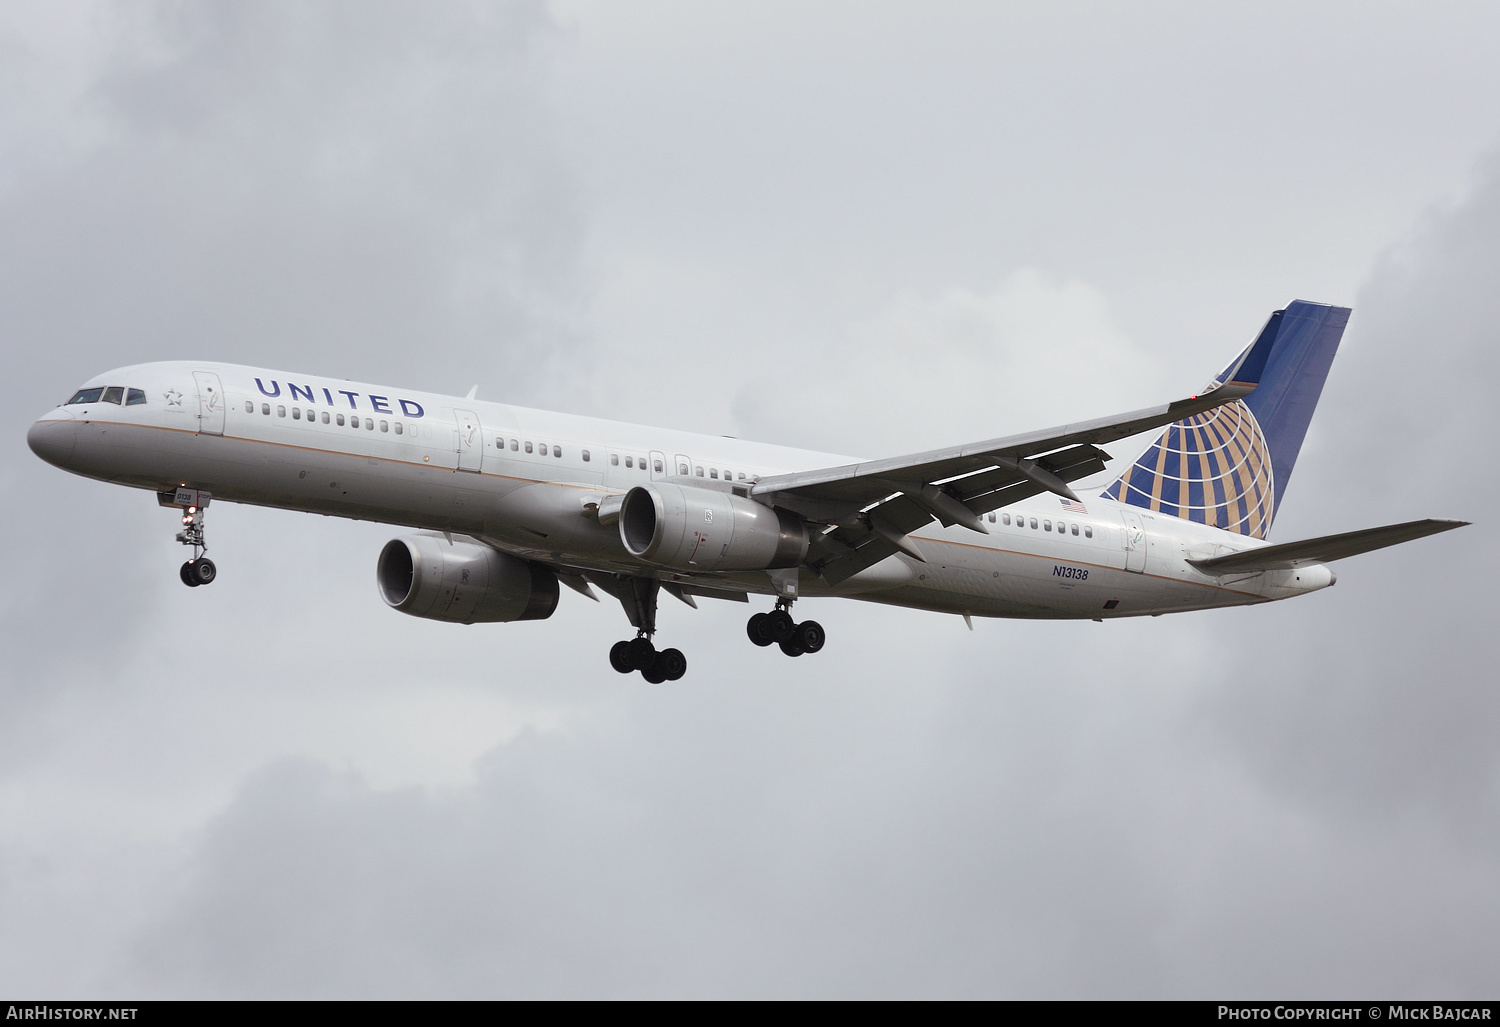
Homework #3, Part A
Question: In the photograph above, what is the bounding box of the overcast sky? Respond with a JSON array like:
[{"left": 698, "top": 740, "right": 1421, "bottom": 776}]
[{"left": 1, "top": 0, "right": 1497, "bottom": 998}]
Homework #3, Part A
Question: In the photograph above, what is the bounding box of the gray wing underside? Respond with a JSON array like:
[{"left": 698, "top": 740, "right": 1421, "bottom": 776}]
[
  {"left": 1187, "top": 519, "right": 1469, "bottom": 574},
  {"left": 753, "top": 384, "right": 1257, "bottom": 586}
]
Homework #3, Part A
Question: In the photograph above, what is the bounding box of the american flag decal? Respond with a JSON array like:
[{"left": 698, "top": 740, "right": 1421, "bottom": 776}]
[{"left": 1059, "top": 498, "right": 1088, "bottom": 513}]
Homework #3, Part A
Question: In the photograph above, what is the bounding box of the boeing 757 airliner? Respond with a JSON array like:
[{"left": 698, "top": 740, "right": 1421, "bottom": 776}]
[{"left": 27, "top": 301, "right": 1465, "bottom": 681}]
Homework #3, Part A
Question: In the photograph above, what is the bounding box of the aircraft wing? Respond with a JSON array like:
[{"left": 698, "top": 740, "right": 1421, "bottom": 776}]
[
  {"left": 1186, "top": 519, "right": 1469, "bottom": 574},
  {"left": 752, "top": 323, "right": 1280, "bottom": 586}
]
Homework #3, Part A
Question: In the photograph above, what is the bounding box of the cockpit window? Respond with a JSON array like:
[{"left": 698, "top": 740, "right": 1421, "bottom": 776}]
[
  {"left": 126, "top": 389, "right": 146, "bottom": 405},
  {"left": 66, "top": 388, "right": 105, "bottom": 405},
  {"left": 101, "top": 387, "right": 124, "bottom": 404}
]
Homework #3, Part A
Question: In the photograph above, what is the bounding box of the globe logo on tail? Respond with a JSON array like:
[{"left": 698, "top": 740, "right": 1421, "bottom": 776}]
[{"left": 1101, "top": 398, "right": 1275, "bottom": 539}]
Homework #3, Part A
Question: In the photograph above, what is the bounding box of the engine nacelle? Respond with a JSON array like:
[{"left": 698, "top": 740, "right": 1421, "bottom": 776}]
[
  {"left": 377, "top": 534, "right": 559, "bottom": 624},
  {"left": 619, "top": 483, "right": 808, "bottom": 571}
]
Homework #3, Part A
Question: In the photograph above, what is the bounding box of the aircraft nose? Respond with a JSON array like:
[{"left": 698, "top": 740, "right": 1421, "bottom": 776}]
[{"left": 27, "top": 410, "right": 77, "bottom": 468}]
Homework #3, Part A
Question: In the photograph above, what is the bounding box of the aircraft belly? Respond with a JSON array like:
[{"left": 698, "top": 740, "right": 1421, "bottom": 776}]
[{"left": 484, "top": 482, "right": 625, "bottom": 563}]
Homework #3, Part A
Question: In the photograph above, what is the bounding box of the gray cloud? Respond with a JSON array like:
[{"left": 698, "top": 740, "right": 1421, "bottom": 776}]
[{"left": 2, "top": 0, "right": 1498, "bottom": 1000}]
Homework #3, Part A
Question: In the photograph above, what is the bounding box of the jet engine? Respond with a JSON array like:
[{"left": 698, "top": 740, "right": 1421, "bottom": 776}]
[
  {"left": 377, "top": 534, "right": 559, "bottom": 623},
  {"left": 618, "top": 483, "right": 808, "bottom": 572}
]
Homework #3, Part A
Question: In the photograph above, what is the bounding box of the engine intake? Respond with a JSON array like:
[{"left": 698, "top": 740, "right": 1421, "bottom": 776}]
[
  {"left": 619, "top": 483, "right": 808, "bottom": 571},
  {"left": 377, "top": 534, "right": 559, "bottom": 623}
]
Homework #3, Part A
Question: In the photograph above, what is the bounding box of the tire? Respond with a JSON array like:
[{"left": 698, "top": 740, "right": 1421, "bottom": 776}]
[
  {"left": 779, "top": 636, "right": 806, "bottom": 657},
  {"left": 794, "top": 619, "right": 825, "bottom": 654},
  {"left": 765, "top": 609, "right": 795, "bottom": 643},
  {"left": 609, "top": 640, "right": 635, "bottom": 674},
  {"left": 180, "top": 562, "right": 200, "bottom": 588},
  {"left": 626, "top": 636, "right": 656, "bottom": 670},
  {"left": 657, "top": 648, "right": 687, "bottom": 681},
  {"left": 746, "top": 612, "right": 774, "bottom": 647},
  {"left": 191, "top": 558, "right": 217, "bottom": 585},
  {"left": 641, "top": 663, "right": 667, "bottom": 684}
]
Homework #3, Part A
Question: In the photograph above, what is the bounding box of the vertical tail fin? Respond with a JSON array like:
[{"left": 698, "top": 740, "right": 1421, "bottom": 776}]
[{"left": 1100, "top": 300, "right": 1350, "bottom": 539}]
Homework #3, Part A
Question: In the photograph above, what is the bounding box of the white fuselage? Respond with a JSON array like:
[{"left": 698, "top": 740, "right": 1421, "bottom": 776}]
[{"left": 27, "top": 361, "right": 1334, "bottom": 620}]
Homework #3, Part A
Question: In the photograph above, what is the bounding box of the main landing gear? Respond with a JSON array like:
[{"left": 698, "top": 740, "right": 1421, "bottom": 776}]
[
  {"left": 747, "top": 600, "right": 825, "bottom": 658},
  {"left": 608, "top": 576, "right": 688, "bottom": 682},
  {"left": 173, "top": 493, "right": 217, "bottom": 588},
  {"left": 609, "top": 636, "right": 687, "bottom": 683}
]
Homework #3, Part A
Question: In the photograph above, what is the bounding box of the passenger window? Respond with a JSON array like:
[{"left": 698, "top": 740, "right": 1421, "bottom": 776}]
[
  {"left": 1044, "top": 519, "right": 1051, "bottom": 531},
  {"left": 292, "top": 408, "right": 301, "bottom": 420},
  {"left": 262, "top": 403, "right": 271, "bottom": 415},
  {"left": 654, "top": 459, "right": 663, "bottom": 473},
  {"left": 509, "top": 439, "right": 517, "bottom": 451},
  {"left": 710, "top": 469, "right": 718, "bottom": 479},
  {"left": 1084, "top": 526, "right": 1093, "bottom": 538},
  {"left": 277, "top": 405, "right": 286, "bottom": 417},
  {"left": 245, "top": 401, "right": 254, "bottom": 413},
  {"left": 394, "top": 421, "right": 402, "bottom": 434},
  {"left": 582, "top": 450, "right": 590, "bottom": 462},
  {"left": 322, "top": 412, "right": 330, "bottom": 424},
  {"left": 380, "top": 420, "right": 388, "bottom": 432},
  {"left": 526, "top": 442, "right": 534, "bottom": 454},
  {"left": 1030, "top": 518, "right": 1038, "bottom": 529},
  {"left": 737, "top": 472, "right": 746, "bottom": 480},
  {"left": 127, "top": 389, "right": 146, "bottom": 406},
  {"left": 1071, "top": 524, "right": 1079, "bottom": 536},
  {"left": 101, "top": 387, "right": 123, "bottom": 404},
  {"left": 540, "top": 442, "right": 548, "bottom": 454},
  {"left": 496, "top": 437, "right": 504, "bottom": 449},
  {"left": 1002, "top": 513, "right": 1011, "bottom": 525},
  {"left": 366, "top": 419, "right": 374, "bottom": 430},
  {"left": 678, "top": 463, "right": 689, "bottom": 475},
  {"left": 553, "top": 445, "right": 561, "bottom": 458},
  {"left": 611, "top": 454, "right": 619, "bottom": 465},
  {"left": 695, "top": 466, "right": 704, "bottom": 477},
  {"left": 625, "top": 455, "right": 632, "bottom": 467},
  {"left": 987, "top": 512, "right": 995, "bottom": 523},
  {"left": 336, "top": 413, "right": 345, "bottom": 426}
]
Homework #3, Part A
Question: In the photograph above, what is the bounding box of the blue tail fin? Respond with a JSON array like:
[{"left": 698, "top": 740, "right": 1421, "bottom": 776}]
[{"left": 1100, "top": 300, "right": 1350, "bottom": 539}]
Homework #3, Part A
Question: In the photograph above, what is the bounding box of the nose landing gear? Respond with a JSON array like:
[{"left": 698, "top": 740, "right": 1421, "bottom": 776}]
[
  {"left": 747, "top": 600, "right": 824, "bottom": 657},
  {"left": 166, "top": 488, "right": 217, "bottom": 587}
]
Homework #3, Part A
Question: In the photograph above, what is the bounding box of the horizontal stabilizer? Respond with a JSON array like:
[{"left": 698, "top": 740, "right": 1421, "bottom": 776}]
[{"left": 1188, "top": 518, "right": 1468, "bottom": 574}]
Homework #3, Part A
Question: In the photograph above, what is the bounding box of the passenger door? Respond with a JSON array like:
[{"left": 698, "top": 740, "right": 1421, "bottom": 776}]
[
  {"left": 1120, "top": 508, "right": 1146, "bottom": 573},
  {"left": 454, "top": 408, "right": 483, "bottom": 473},
  {"left": 192, "top": 371, "right": 225, "bottom": 436}
]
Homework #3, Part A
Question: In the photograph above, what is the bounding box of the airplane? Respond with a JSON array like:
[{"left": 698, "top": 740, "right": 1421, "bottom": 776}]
[{"left": 27, "top": 300, "right": 1466, "bottom": 682}]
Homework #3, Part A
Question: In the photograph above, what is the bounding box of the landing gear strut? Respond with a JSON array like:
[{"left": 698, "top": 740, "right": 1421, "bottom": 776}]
[
  {"left": 747, "top": 599, "right": 825, "bottom": 657},
  {"left": 608, "top": 576, "right": 687, "bottom": 682},
  {"left": 171, "top": 490, "right": 217, "bottom": 588}
]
